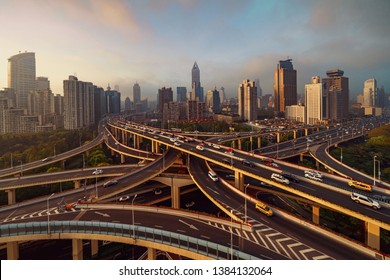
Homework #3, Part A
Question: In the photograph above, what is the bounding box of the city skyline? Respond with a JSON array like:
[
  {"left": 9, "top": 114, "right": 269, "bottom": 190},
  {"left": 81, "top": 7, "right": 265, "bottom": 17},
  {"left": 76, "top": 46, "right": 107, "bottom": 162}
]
[{"left": 1, "top": 0, "right": 389, "bottom": 100}]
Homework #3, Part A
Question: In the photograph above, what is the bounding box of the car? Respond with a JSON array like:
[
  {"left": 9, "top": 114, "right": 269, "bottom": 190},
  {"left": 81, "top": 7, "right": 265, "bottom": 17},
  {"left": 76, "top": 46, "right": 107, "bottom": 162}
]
[
  {"left": 103, "top": 179, "right": 118, "bottom": 187},
  {"left": 351, "top": 192, "right": 380, "bottom": 210},
  {"left": 208, "top": 171, "right": 219, "bottom": 182},
  {"left": 242, "top": 159, "right": 256, "bottom": 167},
  {"left": 153, "top": 135, "right": 159, "bottom": 139},
  {"left": 282, "top": 173, "right": 300, "bottom": 183},
  {"left": 92, "top": 169, "right": 103, "bottom": 175},
  {"left": 266, "top": 162, "right": 280, "bottom": 169},
  {"left": 304, "top": 173, "right": 323, "bottom": 182},
  {"left": 255, "top": 202, "right": 273, "bottom": 216},
  {"left": 304, "top": 170, "right": 322, "bottom": 178},
  {"left": 348, "top": 181, "right": 372, "bottom": 192},
  {"left": 185, "top": 201, "right": 195, "bottom": 208},
  {"left": 213, "top": 144, "right": 221, "bottom": 149},
  {"left": 222, "top": 158, "right": 233, "bottom": 165},
  {"left": 41, "top": 157, "right": 52, "bottom": 162},
  {"left": 261, "top": 158, "right": 274, "bottom": 164},
  {"left": 196, "top": 145, "right": 204, "bottom": 151},
  {"left": 225, "top": 174, "right": 235, "bottom": 179},
  {"left": 174, "top": 141, "right": 181, "bottom": 146},
  {"left": 154, "top": 188, "right": 162, "bottom": 195},
  {"left": 271, "top": 173, "right": 290, "bottom": 184},
  {"left": 118, "top": 196, "right": 130, "bottom": 202}
]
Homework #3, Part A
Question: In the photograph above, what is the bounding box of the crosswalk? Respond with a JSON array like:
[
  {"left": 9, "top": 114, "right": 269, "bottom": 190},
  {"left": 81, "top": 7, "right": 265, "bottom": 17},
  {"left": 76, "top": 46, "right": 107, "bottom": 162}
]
[{"left": 2, "top": 207, "right": 77, "bottom": 223}]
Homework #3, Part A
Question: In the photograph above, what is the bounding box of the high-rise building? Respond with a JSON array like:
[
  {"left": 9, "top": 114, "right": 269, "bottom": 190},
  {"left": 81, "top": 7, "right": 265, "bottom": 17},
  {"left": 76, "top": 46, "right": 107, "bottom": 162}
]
[
  {"left": 305, "top": 76, "right": 323, "bottom": 125},
  {"left": 124, "top": 97, "right": 131, "bottom": 113},
  {"left": 133, "top": 82, "right": 141, "bottom": 104},
  {"left": 363, "top": 78, "right": 377, "bottom": 107},
  {"left": 36, "top": 76, "right": 50, "bottom": 91},
  {"left": 274, "top": 59, "right": 297, "bottom": 113},
  {"left": 157, "top": 87, "right": 173, "bottom": 121},
  {"left": 63, "top": 75, "right": 95, "bottom": 130},
  {"left": 191, "top": 62, "right": 204, "bottom": 101},
  {"left": 105, "top": 85, "right": 121, "bottom": 114},
  {"left": 206, "top": 87, "right": 221, "bottom": 113},
  {"left": 219, "top": 87, "right": 226, "bottom": 104},
  {"left": 8, "top": 51, "right": 36, "bottom": 113},
  {"left": 322, "top": 69, "right": 349, "bottom": 121},
  {"left": 93, "top": 86, "right": 106, "bottom": 123},
  {"left": 238, "top": 79, "right": 257, "bottom": 121},
  {"left": 176, "top": 87, "right": 187, "bottom": 103}
]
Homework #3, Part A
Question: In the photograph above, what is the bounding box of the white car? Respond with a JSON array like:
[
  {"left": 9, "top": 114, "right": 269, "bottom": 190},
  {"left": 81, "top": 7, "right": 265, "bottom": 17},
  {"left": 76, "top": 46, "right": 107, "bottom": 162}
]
[
  {"left": 92, "top": 169, "right": 103, "bottom": 175},
  {"left": 271, "top": 173, "right": 290, "bottom": 184},
  {"left": 174, "top": 141, "right": 181, "bottom": 146},
  {"left": 304, "top": 173, "right": 323, "bottom": 182},
  {"left": 351, "top": 193, "right": 380, "bottom": 210},
  {"left": 212, "top": 144, "right": 221, "bottom": 149},
  {"left": 196, "top": 145, "right": 204, "bottom": 151}
]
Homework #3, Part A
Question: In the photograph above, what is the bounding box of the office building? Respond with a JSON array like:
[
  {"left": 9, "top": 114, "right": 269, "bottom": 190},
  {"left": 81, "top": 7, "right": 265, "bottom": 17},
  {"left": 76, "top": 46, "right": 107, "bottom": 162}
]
[
  {"left": 238, "top": 79, "right": 257, "bottom": 121},
  {"left": 363, "top": 78, "right": 377, "bottom": 107},
  {"left": 157, "top": 87, "right": 173, "bottom": 121},
  {"left": 8, "top": 52, "right": 36, "bottom": 113},
  {"left": 274, "top": 59, "right": 297, "bottom": 113},
  {"left": 133, "top": 82, "right": 141, "bottom": 104},
  {"left": 285, "top": 105, "right": 305, "bottom": 123},
  {"left": 105, "top": 85, "right": 121, "bottom": 114},
  {"left": 63, "top": 75, "right": 95, "bottom": 130},
  {"left": 206, "top": 87, "right": 221, "bottom": 113},
  {"left": 305, "top": 76, "right": 323, "bottom": 125},
  {"left": 191, "top": 62, "right": 204, "bottom": 102},
  {"left": 322, "top": 69, "right": 349, "bottom": 121},
  {"left": 176, "top": 87, "right": 187, "bottom": 103}
]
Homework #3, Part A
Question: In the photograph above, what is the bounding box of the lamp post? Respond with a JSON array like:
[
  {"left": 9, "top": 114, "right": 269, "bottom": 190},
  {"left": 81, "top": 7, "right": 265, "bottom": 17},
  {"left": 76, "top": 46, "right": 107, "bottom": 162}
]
[
  {"left": 340, "top": 147, "right": 343, "bottom": 163},
  {"left": 132, "top": 194, "right": 138, "bottom": 239},
  {"left": 95, "top": 175, "right": 98, "bottom": 199},
  {"left": 230, "top": 209, "right": 234, "bottom": 260},
  {"left": 53, "top": 143, "right": 57, "bottom": 157},
  {"left": 47, "top": 193, "right": 55, "bottom": 234},
  {"left": 244, "top": 184, "right": 250, "bottom": 224},
  {"left": 373, "top": 155, "right": 377, "bottom": 186}
]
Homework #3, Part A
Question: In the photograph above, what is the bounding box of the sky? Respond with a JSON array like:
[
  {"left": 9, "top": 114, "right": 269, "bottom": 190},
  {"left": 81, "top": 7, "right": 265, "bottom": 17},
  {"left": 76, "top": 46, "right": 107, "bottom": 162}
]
[{"left": 1, "top": 0, "right": 389, "bottom": 101}]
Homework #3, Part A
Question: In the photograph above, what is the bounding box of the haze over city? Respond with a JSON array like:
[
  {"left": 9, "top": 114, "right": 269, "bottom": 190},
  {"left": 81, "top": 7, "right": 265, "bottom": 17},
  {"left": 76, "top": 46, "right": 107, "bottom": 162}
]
[{"left": 1, "top": 0, "right": 389, "bottom": 100}]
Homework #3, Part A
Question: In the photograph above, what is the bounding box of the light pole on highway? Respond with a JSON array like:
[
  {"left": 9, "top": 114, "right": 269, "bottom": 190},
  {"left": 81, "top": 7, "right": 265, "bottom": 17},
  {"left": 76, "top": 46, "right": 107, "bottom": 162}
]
[
  {"left": 132, "top": 194, "right": 138, "bottom": 239},
  {"left": 47, "top": 193, "right": 55, "bottom": 234},
  {"left": 244, "top": 184, "right": 250, "bottom": 224},
  {"left": 95, "top": 175, "right": 98, "bottom": 199},
  {"left": 340, "top": 148, "right": 343, "bottom": 163},
  {"left": 230, "top": 209, "right": 234, "bottom": 260},
  {"left": 373, "top": 155, "right": 377, "bottom": 186}
]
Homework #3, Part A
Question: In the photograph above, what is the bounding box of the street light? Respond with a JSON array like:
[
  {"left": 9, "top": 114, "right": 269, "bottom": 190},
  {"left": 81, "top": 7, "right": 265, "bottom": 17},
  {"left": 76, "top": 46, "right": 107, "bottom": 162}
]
[
  {"left": 373, "top": 155, "right": 377, "bottom": 186},
  {"left": 47, "top": 193, "right": 55, "bottom": 234},
  {"left": 230, "top": 209, "right": 234, "bottom": 260},
  {"left": 244, "top": 184, "right": 250, "bottom": 224},
  {"left": 132, "top": 194, "right": 138, "bottom": 239},
  {"left": 95, "top": 175, "right": 98, "bottom": 199},
  {"left": 340, "top": 147, "right": 343, "bottom": 163}
]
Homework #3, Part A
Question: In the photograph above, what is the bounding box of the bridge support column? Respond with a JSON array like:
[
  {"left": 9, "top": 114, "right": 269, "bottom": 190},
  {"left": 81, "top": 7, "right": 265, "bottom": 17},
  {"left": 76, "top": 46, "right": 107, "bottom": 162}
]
[
  {"left": 293, "top": 130, "right": 297, "bottom": 140},
  {"left": 91, "top": 240, "right": 99, "bottom": 257},
  {"left": 133, "top": 134, "right": 137, "bottom": 148},
  {"left": 276, "top": 132, "right": 281, "bottom": 143},
  {"left": 7, "top": 241, "right": 19, "bottom": 260},
  {"left": 5, "top": 189, "right": 16, "bottom": 205},
  {"left": 312, "top": 205, "right": 320, "bottom": 225},
  {"left": 304, "top": 128, "right": 308, "bottom": 136},
  {"left": 238, "top": 139, "right": 242, "bottom": 150},
  {"left": 147, "top": 247, "right": 156, "bottom": 260},
  {"left": 121, "top": 154, "right": 126, "bottom": 164},
  {"left": 74, "top": 180, "right": 81, "bottom": 189},
  {"left": 365, "top": 222, "right": 380, "bottom": 250},
  {"left": 234, "top": 171, "right": 244, "bottom": 189},
  {"left": 72, "top": 239, "right": 83, "bottom": 260},
  {"left": 231, "top": 141, "right": 236, "bottom": 149},
  {"left": 299, "top": 153, "right": 304, "bottom": 162},
  {"left": 257, "top": 137, "right": 261, "bottom": 148},
  {"left": 171, "top": 183, "right": 180, "bottom": 209}
]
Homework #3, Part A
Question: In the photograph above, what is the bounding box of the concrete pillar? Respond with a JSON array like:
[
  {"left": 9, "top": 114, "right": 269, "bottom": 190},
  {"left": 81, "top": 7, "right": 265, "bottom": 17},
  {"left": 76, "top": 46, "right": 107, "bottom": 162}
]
[
  {"left": 234, "top": 170, "right": 244, "bottom": 189},
  {"left": 231, "top": 141, "right": 236, "bottom": 149},
  {"left": 238, "top": 139, "right": 242, "bottom": 150},
  {"left": 293, "top": 130, "right": 297, "bottom": 139},
  {"left": 7, "top": 241, "right": 19, "bottom": 260},
  {"left": 121, "top": 154, "right": 125, "bottom": 164},
  {"left": 257, "top": 137, "right": 261, "bottom": 148},
  {"left": 72, "top": 239, "right": 83, "bottom": 260},
  {"left": 121, "top": 130, "right": 125, "bottom": 144},
  {"left": 151, "top": 141, "right": 156, "bottom": 153},
  {"left": 312, "top": 205, "right": 320, "bottom": 225},
  {"left": 276, "top": 132, "right": 281, "bottom": 143},
  {"left": 304, "top": 128, "right": 308, "bottom": 136},
  {"left": 171, "top": 183, "right": 180, "bottom": 209},
  {"left": 74, "top": 180, "right": 81, "bottom": 189},
  {"left": 365, "top": 222, "right": 380, "bottom": 250},
  {"left": 133, "top": 134, "right": 137, "bottom": 148},
  {"left": 5, "top": 189, "right": 16, "bottom": 205},
  {"left": 91, "top": 240, "right": 99, "bottom": 257},
  {"left": 299, "top": 153, "right": 304, "bottom": 162},
  {"left": 148, "top": 247, "right": 157, "bottom": 260}
]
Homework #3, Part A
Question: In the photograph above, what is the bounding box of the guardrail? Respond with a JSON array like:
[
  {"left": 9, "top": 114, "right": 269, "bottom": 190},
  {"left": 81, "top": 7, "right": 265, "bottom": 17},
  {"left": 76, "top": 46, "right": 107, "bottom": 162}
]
[{"left": 0, "top": 221, "right": 259, "bottom": 260}]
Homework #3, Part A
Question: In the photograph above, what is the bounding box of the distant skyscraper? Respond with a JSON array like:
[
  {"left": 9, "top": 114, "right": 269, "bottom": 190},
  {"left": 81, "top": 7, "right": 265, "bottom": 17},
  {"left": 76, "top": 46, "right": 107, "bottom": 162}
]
[
  {"left": 206, "top": 87, "right": 221, "bottom": 113},
  {"left": 105, "top": 85, "right": 121, "bottom": 114},
  {"left": 124, "top": 97, "right": 131, "bottom": 113},
  {"left": 176, "top": 87, "right": 187, "bottom": 102},
  {"left": 219, "top": 87, "right": 226, "bottom": 104},
  {"left": 8, "top": 51, "right": 36, "bottom": 113},
  {"left": 363, "top": 78, "right": 377, "bottom": 107},
  {"left": 191, "top": 62, "right": 204, "bottom": 101},
  {"left": 63, "top": 75, "right": 95, "bottom": 129},
  {"left": 305, "top": 76, "right": 323, "bottom": 125},
  {"left": 157, "top": 87, "right": 173, "bottom": 121},
  {"left": 274, "top": 59, "right": 297, "bottom": 113},
  {"left": 36, "top": 77, "right": 50, "bottom": 91},
  {"left": 133, "top": 82, "right": 141, "bottom": 104},
  {"left": 238, "top": 80, "right": 257, "bottom": 121},
  {"left": 322, "top": 69, "right": 349, "bottom": 121}
]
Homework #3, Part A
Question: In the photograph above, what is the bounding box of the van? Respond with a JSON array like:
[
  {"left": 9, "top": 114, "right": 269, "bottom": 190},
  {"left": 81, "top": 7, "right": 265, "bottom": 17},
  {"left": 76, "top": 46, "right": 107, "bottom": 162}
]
[
  {"left": 350, "top": 193, "right": 380, "bottom": 210},
  {"left": 304, "top": 173, "right": 323, "bottom": 182},
  {"left": 271, "top": 173, "right": 290, "bottom": 185},
  {"left": 255, "top": 202, "right": 273, "bottom": 216},
  {"left": 348, "top": 181, "right": 372, "bottom": 192},
  {"left": 208, "top": 171, "right": 219, "bottom": 182}
]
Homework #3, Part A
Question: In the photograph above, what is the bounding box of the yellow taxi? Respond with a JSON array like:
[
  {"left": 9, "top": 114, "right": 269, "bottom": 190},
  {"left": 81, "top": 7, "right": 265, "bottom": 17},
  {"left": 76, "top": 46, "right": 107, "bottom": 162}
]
[
  {"left": 348, "top": 181, "right": 372, "bottom": 192},
  {"left": 255, "top": 202, "right": 273, "bottom": 216}
]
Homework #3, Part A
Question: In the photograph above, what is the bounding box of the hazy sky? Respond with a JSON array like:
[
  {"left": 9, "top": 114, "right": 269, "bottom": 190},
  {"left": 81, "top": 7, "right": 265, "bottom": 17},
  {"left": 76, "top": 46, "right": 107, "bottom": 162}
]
[{"left": 1, "top": 0, "right": 389, "bottom": 100}]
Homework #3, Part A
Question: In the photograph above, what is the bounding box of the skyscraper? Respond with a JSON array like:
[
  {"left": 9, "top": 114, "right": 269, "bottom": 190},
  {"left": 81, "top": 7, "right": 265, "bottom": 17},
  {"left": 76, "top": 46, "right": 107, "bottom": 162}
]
[
  {"left": 305, "top": 76, "right": 323, "bottom": 125},
  {"left": 238, "top": 79, "right": 257, "bottom": 121},
  {"left": 191, "top": 62, "right": 204, "bottom": 101},
  {"left": 322, "top": 69, "right": 349, "bottom": 121},
  {"left": 274, "top": 59, "right": 297, "bottom": 113},
  {"left": 63, "top": 75, "right": 95, "bottom": 130},
  {"left": 105, "top": 85, "right": 121, "bottom": 114},
  {"left": 176, "top": 87, "right": 187, "bottom": 102},
  {"left": 206, "top": 87, "right": 221, "bottom": 113},
  {"left": 157, "top": 87, "right": 173, "bottom": 122},
  {"left": 8, "top": 51, "right": 36, "bottom": 113},
  {"left": 133, "top": 82, "right": 141, "bottom": 104},
  {"left": 363, "top": 78, "right": 377, "bottom": 107}
]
